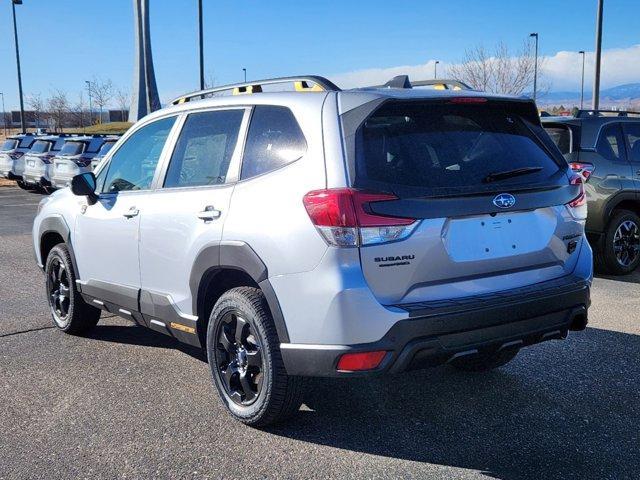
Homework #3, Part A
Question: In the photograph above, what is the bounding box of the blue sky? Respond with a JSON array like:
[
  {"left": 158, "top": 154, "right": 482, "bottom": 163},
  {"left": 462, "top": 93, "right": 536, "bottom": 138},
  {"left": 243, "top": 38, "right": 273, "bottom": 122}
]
[{"left": 0, "top": 0, "right": 638, "bottom": 109}]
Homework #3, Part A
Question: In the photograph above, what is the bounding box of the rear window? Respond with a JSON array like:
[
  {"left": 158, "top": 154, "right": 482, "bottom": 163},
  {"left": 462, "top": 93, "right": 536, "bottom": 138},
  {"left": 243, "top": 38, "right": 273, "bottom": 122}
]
[
  {"left": 355, "top": 101, "right": 564, "bottom": 196},
  {"left": 59, "top": 141, "right": 86, "bottom": 156},
  {"left": 544, "top": 126, "right": 572, "bottom": 154},
  {"left": 18, "top": 137, "right": 34, "bottom": 148},
  {"left": 96, "top": 141, "right": 116, "bottom": 156},
  {"left": 29, "top": 140, "right": 52, "bottom": 154},
  {"left": 1, "top": 139, "right": 18, "bottom": 151}
]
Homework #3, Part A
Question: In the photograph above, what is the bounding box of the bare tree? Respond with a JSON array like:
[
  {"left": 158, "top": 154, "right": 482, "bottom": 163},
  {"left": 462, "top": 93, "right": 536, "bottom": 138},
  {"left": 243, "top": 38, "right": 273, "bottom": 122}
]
[
  {"left": 88, "top": 77, "right": 113, "bottom": 123},
  {"left": 27, "top": 93, "right": 45, "bottom": 129},
  {"left": 47, "top": 89, "right": 70, "bottom": 132},
  {"left": 114, "top": 87, "right": 130, "bottom": 122},
  {"left": 448, "top": 41, "right": 545, "bottom": 96},
  {"left": 71, "top": 91, "right": 87, "bottom": 130}
]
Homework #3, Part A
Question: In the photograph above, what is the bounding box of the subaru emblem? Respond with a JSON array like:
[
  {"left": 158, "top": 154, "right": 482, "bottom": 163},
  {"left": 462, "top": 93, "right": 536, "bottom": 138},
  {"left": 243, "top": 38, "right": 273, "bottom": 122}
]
[{"left": 493, "top": 193, "right": 516, "bottom": 209}]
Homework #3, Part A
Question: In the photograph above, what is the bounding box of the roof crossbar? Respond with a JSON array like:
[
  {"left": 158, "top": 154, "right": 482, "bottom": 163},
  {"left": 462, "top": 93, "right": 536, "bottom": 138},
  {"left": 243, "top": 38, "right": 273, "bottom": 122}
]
[
  {"left": 576, "top": 109, "right": 640, "bottom": 118},
  {"left": 171, "top": 75, "right": 341, "bottom": 105}
]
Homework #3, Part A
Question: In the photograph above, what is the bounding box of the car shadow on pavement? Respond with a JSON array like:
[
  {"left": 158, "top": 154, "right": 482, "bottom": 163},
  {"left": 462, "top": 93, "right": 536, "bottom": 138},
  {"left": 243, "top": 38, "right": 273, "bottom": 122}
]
[
  {"left": 268, "top": 327, "right": 640, "bottom": 480},
  {"left": 595, "top": 270, "right": 640, "bottom": 284},
  {"left": 87, "top": 324, "right": 206, "bottom": 361}
]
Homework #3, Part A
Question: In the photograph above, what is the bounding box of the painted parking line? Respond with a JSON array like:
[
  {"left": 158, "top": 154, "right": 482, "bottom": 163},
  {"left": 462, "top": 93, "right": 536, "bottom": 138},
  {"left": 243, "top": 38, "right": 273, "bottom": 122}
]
[{"left": 3, "top": 203, "right": 41, "bottom": 207}]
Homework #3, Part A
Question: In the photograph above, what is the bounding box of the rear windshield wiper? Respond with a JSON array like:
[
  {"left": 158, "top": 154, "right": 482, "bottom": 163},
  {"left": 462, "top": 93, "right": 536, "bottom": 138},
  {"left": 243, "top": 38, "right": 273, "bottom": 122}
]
[{"left": 483, "top": 166, "right": 543, "bottom": 183}]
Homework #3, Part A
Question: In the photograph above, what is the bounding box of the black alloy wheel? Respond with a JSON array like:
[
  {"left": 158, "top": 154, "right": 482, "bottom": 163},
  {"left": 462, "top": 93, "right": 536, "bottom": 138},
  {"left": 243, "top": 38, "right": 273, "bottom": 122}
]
[{"left": 214, "top": 311, "right": 264, "bottom": 405}]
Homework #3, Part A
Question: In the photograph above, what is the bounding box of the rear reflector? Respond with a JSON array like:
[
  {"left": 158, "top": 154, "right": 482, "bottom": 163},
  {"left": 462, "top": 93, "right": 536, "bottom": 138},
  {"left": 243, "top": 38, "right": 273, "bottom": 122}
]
[{"left": 337, "top": 351, "right": 387, "bottom": 372}]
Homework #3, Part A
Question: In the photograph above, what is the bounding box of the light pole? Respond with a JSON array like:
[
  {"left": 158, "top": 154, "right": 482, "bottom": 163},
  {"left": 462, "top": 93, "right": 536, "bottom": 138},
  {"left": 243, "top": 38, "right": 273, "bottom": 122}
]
[
  {"left": 11, "top": 0, "right": 26, "bottom": 133},
  {"left": 579, "top": 50, "right": 586, "bottom": 110},
  {"left": 530, "top": 32, "right": 539, "bottom": 102},
  {"left": 198, "top": 0, "right": 204, "bottom": 90},
  {"left": 592, "top": 0, "right": 604, "bottom": 110},
  {"left": 0, "top": 92, "right": 6, "bottom": 135},
  {"left": 85, "top": 81, "right": 93, "bottom": 126},
  {"left": 242, "top": 68, "right": 247, "bottom": 83},
  {"left": 434, "top": 61, "right": 439, "bottom": 79}
]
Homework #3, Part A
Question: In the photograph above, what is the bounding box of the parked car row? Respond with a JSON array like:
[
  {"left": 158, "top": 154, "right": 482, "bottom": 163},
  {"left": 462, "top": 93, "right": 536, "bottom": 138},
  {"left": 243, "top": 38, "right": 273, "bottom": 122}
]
[{"left": 0, "top": 133, "right": 119, "bottom": 192}]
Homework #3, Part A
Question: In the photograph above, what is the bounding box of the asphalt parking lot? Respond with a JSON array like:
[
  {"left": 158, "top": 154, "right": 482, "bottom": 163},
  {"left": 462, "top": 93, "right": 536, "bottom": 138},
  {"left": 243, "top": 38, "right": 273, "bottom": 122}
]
[{"left": 0, "top": 186, "right": 638, "bottom": 480}]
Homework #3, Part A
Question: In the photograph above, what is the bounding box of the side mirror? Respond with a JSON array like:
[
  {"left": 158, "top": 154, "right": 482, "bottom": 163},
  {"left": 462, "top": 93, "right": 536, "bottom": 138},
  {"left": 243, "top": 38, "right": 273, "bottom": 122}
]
[{"left": 71, "top": 172, "right": 98, "bottom": 205}]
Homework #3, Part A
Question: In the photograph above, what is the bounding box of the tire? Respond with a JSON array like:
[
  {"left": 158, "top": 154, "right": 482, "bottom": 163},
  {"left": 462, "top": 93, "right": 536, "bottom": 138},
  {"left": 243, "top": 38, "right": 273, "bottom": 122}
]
[
  {"left": 16, "top": 180, "right": 32, "bottom": 190},
  {"left": 206, "top": 287, "right": 304, "bottom": 427},
  {"left": 45, "top": 244, "right": 101, "bottom": 335},
  {"left": 595, "top": 209, "right": 640, "bottom": 275},
  {"left": 451, "top": 349, "right": 519, "bottom": 372}
]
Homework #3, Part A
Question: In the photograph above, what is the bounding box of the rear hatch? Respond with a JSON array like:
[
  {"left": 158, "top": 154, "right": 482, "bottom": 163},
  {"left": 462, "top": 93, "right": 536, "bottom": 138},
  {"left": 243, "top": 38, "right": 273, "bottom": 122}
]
[{"left": 350, "top": 98, "right": 585, "bottom": 305}]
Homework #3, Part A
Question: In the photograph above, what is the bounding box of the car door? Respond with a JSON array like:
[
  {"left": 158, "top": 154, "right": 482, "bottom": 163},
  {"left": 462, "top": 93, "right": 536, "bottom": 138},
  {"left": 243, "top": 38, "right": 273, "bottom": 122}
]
[
  {"left": 73, "top": 115, "right": 178, "bottom": 314},
  {"left": 621, "top": 122, "right": 640, "bottom": 193},
  {"left": 137, "top": 108, "right": 249, "bottom": 342}
]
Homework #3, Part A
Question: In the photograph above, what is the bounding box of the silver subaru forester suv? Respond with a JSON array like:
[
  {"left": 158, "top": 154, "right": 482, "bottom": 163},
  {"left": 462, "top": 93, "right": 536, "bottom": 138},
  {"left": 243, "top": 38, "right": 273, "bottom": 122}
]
[{"left": 33, "top": 75, "right": 593, "bottom": 426}]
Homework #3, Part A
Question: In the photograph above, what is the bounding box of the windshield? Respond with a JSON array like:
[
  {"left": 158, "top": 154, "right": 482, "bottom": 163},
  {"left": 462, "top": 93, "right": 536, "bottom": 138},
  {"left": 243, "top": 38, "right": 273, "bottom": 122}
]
[
  {"left": 29, "top": 140, "right": 52, "bottom": 154},
  {"left": 59, "top": 141, "right": 86, "bottom": 156},
  {"left": 355, "top": 101, "right": 563, "bottom": 196},
  {"left": 97, "top": 141, "right": 116, "bottom": 157},
  {"left": 1, "top": 139, "right": 18, "bottom": 151}
]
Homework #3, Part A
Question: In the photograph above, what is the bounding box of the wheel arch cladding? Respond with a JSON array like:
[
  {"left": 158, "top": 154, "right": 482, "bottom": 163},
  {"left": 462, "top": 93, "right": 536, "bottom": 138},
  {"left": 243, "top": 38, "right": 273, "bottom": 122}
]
[
  {"left": 190, "top": 241, "right": 290, "bottom": 345},
  {"left": 38, "top": 215, "right": 80, "bottom": 279},
  {"left": 603, "top": 193, "right": 640, "bottom": 228}
]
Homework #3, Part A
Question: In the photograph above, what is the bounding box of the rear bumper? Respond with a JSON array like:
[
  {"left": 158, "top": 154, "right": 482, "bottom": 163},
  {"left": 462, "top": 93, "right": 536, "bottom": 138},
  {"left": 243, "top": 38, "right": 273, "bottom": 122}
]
[{"left": 280, "top": 275, "right": 590, "bottom": 377}]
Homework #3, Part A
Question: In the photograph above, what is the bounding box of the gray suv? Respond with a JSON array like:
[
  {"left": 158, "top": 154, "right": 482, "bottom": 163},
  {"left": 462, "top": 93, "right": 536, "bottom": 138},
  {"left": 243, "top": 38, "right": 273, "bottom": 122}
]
[
  {"left": 543, "top": 111, "right": 640, "bottom": 274},
  {"left": 33, "top": 76, "right": 592, "bottom": 426}
]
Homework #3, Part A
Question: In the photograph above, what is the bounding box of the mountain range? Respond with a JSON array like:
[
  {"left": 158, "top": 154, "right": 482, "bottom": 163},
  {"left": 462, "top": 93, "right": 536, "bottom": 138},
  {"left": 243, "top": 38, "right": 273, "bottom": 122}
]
[{"left": 538, "top": 83, "right": 640, "bottom": 107}]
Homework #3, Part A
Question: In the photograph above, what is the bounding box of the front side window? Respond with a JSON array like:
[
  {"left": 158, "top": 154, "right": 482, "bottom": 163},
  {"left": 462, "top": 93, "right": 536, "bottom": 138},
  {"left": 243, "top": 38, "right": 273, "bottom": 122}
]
[
  {"left": 596, "top": 123, "right": 626, "bottom": 162},
  {"left": 240, "top": 106, "right": 307, "bottom": 180},
  {"left": 623, "top": 123, "right": 640, "bottom": 163},
  {"left": 59, "top": 141, "right": 86, "bottom": 156},
  {"left": 164, "top": 109, "right": 244, "bottom": 188},
  {"left": 29, "top": 140, "right": 52, "bottom": 154},
  {"left": 1, "top": 139, "right": 18, "bottom": 151},
  {"left": 101, "top": 116, "right": 176, "bottom": 193}
]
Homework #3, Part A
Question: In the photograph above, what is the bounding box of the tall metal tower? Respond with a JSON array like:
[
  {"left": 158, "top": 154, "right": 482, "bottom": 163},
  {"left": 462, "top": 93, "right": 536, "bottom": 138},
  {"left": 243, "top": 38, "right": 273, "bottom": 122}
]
[{"left": 129, "top": 0, "right": 161, "bottom": 121}]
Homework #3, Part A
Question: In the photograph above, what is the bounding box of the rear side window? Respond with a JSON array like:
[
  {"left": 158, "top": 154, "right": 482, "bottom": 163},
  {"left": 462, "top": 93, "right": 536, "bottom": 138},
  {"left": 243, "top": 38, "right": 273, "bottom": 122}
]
[
  {"left": 59, "top": 141, "right": 86, "bottom": 156},
  {"left": 596, "top": 123, "right": 626, "bottom": 162},
  {"left": 240, "top": 106, "right": 306, "bottom": 180},
  {"left": 164, "top": 109, "right": 244, "bottom": 188},
  {"left": 1, "top": 139, "right": 18, "bottom": 151},
  {"left": 101, "top": 116, "right": 176, "bottom": 193},
  {"left": 29, "top": 140, "right": 52, "bottom": 154},
  {"left": 355, "top": 101, "right": 563, "bottom": 196},
  {"left": 623, "top": 123, "right": 640, "bottom": 163}
]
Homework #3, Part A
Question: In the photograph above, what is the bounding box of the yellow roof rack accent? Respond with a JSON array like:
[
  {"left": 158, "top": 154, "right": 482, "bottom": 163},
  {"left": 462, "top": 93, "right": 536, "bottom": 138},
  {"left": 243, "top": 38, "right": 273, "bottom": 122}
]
[
  {"left": 232, "top": 85, "right": 263, "bottom": 95},
  {"left": 171, "top": 75, "right": 341, "bottom": 105},
  {"left": 294, "top": 81, "right": 324, "bottom": 92}
]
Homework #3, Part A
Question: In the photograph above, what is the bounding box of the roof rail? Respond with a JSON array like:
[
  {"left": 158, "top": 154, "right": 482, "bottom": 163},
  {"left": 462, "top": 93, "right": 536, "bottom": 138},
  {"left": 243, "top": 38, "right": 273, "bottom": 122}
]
[
  {"left": 576, "top": 109, "right": 640, "bottom": 118},
  {"left": 369, "top": 76, "right": 473, "bottom": 91},
  {"left": 171, "top": 75, "right": 341, "bottom": 105}
]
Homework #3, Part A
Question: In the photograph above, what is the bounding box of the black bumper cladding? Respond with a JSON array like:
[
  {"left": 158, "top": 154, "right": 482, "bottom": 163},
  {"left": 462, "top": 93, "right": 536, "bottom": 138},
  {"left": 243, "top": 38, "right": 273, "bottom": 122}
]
[{"left": 280, "top": 275, "right": 590, "bottom": 377}]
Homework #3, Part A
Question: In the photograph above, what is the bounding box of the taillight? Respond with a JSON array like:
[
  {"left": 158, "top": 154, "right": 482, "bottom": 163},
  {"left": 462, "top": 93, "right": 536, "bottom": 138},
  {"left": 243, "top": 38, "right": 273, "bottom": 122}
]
[
  {"left": 9, "top": 152, "right": 24, "bottom": 160},
  {"left": 302, "top": 188, "right": 418, "bottom": 247},
  {"left": 569, "top": 162, "right": 594, "bottom": 182},
  {"left": 337, "top": 351, "right": 387, "bottom": 372},
  {"left": 567, "top": 174, "right": 588, "bottom": 220}
]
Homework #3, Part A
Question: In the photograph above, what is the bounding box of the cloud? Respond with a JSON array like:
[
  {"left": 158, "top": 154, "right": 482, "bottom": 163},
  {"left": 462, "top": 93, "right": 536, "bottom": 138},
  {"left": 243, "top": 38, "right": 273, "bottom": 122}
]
[{"left": 329, "top": 44, "right": 640, "bottom": 92}]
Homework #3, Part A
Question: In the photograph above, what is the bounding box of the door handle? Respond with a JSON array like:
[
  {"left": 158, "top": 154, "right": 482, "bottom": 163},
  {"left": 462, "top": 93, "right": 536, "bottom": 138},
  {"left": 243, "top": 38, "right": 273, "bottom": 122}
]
[
  {"left": 197, "top": 205, "right": 221, "bottom": 221},
  {"left": 123, "top": 206, "right": 140, "bottom": 218}
]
